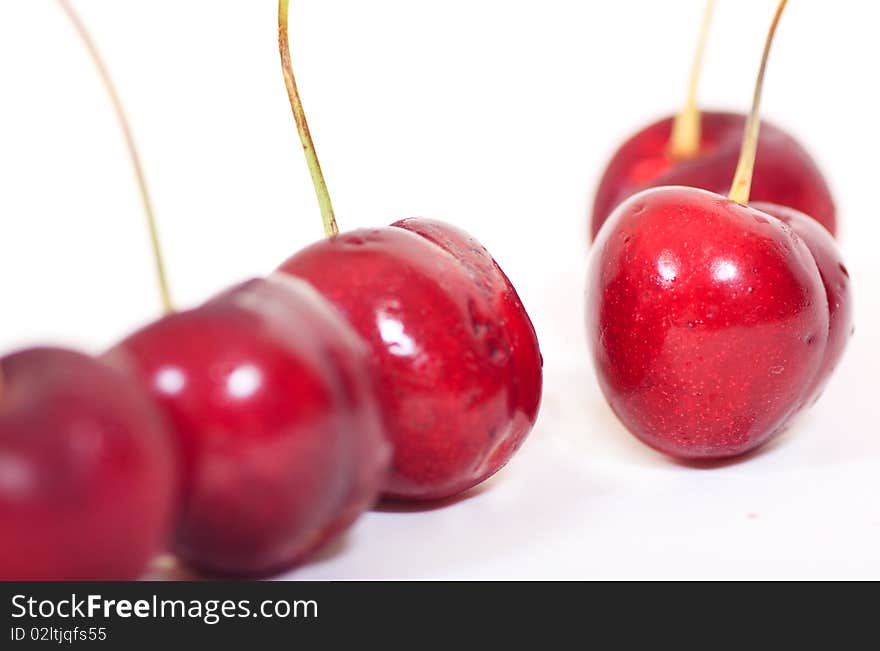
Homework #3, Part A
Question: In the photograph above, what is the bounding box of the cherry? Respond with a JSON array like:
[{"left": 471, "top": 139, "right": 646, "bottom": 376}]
[
  {"left": 588, "top": 188, "right": 840, "bottom": 458},
  {"left": 278, "top": 221, "right": 542, "bottom": 500},
  {"left": 274, "top": 1, "right": 542, "bottom": 500},
  {"left": 106, "top": 277, "right": 389, "bottom": 576},
  {"left": 590, "top": 2, "right": 835, "bottom": 241},
  {"left": 586, "top": 0, "right": 852, "bottom": 459},
  {"left": 0, "top": 348, "right": 177, "bottom": 580}
]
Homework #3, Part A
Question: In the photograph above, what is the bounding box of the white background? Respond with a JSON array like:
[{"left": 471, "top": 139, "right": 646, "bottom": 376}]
[{"left": 1, "top": 1, "right": 877, "bottom": 579}]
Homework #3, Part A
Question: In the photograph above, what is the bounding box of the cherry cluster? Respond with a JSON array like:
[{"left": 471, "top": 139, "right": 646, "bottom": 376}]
[
  {"left": 0, "top": 2, "right": 542, "bottom": 580},
  {"left": 0, "top": 0, "right": 855, "bottom": 580}
]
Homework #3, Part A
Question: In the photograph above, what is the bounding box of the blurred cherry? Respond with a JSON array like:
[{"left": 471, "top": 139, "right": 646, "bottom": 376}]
[
  {"left": 0, "top": 348, "right": 177, "bottom": 580},
  {"left": 107, "top": 277, "right": 390, "bottom": 576},
  {"left": 0, "top": 4, "right": 182, "bottom": 580}
]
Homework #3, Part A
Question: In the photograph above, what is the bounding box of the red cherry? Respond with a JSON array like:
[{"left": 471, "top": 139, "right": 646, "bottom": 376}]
[
  {"left": 0, "top": 348, "right": 177, "bottom": 580},
  {"left": 591, "top": 111, "right": 836, "bottom": 241},
  {"left": 277, "top": 218, "right": 542, "bottom": 501},
  {"left": 105, "top": 277, "right": 389, "bottom": 576},
  {"left": 586, "top": 186, "right": 849, "bottom": 459}
]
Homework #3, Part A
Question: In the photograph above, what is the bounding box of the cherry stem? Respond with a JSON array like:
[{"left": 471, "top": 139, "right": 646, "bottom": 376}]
[
  {"left": 278, "top": 0, "right": 338, "bottom": 238},
  {"left": 58, "top": 0, "right": 174, "bottom": 313},
  {"left": 729, "top": 0, "right": 789, "bottom": 205},
  {"left": 668, "top": 0, "right": 716, "bottom": 159}
]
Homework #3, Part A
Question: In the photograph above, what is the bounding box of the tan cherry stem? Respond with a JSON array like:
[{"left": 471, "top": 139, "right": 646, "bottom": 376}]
[
  {"left": 668, "top": 0, "right": 716, "bottom": 159},
  {"left": 57, "top": 0, "right": 174, "bottom": 313},
  {"left": 729, "top": 0, "right": 789, "bottom": 205},
  {"left": 278, "top": 0, "right": 338, "bottom": 238}
]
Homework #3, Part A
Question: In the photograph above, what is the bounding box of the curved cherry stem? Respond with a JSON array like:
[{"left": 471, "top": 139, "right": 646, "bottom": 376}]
[
  {"left": 729, "top": 0, "right": 789, "bottom": 205},
  {"left": 58, "top": 0, "right": 174, "bottom": 313},
  {"left": 669, "top": 0, "right": 716, "bottom": 159},
  {"left": 278, "top": 0, "right": 338, "bottom": 238}
]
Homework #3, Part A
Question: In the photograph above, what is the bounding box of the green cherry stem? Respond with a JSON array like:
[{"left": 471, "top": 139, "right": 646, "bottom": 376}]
[
  {"left": 729, "top": 0, "right": 789, "bottom": 205},
  {"left": 668, "top": 0, "right": 716, "bottom": 159},
  {"left": 278, "top": 0, "right": 338, "bottom": 238},
  {"left": 58, "top": 0, "right": 174, "bottom": 313}
]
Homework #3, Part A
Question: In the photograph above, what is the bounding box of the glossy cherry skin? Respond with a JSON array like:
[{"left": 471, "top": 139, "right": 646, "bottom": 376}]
[
  {"left": 278, "top": 218, "right": 542, "bottom": 501},
  {"left": 106, "top": 277, "right": 389, "bottom": 576},
  {"left": 0, "top": 348, "right": 177, "bottom": 580},
  {"left": 586, "top": 186, "right": 849, "bottom": 459},
  {"left": 591, "top": 111, "right": 836, "bottom": 241}
]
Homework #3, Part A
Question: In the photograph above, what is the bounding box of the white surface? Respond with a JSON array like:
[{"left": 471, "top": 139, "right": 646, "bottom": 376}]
[{"left": 1, "top": 1, "right": 878, "bottom": 580}]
